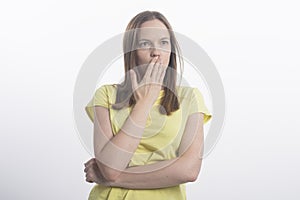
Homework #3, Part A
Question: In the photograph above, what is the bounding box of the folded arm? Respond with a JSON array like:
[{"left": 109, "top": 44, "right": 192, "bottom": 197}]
[
  {"left": 89, "top": 100, "right": 204, "bottom": 189},
  {"left": 108, "top": 112, "right": 205, "bottom": 189},
  {"left": 93, "top": 99, "right": 153, "bottom": 181}
]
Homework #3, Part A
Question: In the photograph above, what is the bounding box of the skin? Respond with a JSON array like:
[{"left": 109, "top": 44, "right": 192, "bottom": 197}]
[
  {"left": 84, "top": 112, "right": 204, "bottom": 189},
  {"left": 135, "top": 19, "right": 171, "bottom": 80},
  {"left": 133, "top": 19, "right": 171, "bottom": 91},
  {"left": 84, "top": 19, "right": 205, "bottom": 189}
]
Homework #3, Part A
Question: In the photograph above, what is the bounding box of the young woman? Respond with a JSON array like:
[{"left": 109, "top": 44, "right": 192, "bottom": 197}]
[{"left": 84, "top": 11, "right": 212, "bottom": 200}]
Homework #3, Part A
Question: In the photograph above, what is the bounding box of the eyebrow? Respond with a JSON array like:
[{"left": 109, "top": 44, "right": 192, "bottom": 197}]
[
  {"left": 138, "top": 37, "right": 170, "bottom": 41},
  {"left": 160, "top": 37, "right": 170, "bottom": 40}
]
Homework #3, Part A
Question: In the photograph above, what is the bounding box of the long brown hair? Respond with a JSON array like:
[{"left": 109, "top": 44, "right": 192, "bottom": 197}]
[{"left": 112, "top": 11, "right": 183, "bottom": 116}]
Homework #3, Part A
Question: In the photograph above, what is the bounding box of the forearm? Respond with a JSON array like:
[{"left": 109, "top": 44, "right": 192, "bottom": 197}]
[
  {"left": 109, "top": 119, "right": 204, "bottom": 190},
  {"left": 104, "top": 113, "right": 204, "bottom": 188},
  {"left": 95, "top": 99, "right": 152, "bottom": 180},
  {"left": 109, "top": 155, "right": 202, "bottom": 189}
]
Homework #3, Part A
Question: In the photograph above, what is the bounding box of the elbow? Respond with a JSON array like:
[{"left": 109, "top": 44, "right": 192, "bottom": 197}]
[
  {"left": 185, "top": 160, "right": 202, "bottom": 182},
  {"left": 186, "top": 169, "right": 199, "bottom": 182}
]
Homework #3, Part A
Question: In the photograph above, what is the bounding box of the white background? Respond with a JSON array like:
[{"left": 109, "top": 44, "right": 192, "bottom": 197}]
[{"left": 1, "top": 0, "right": 299, "bottom": 199}]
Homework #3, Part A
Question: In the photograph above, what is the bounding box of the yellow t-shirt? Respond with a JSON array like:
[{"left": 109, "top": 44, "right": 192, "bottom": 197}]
[{"left": 85, "top": 84, "right": 212, "bottom": 200}]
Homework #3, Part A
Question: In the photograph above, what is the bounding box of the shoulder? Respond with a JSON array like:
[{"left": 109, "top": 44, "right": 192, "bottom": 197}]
[
  {"left": 176, "top": 85, "right": 198, "bottom": 97},
  {"left": 95, "top": 84, "right": 118, "bottom": 95}
]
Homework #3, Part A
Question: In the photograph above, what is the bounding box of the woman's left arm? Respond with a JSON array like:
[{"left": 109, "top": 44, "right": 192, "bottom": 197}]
[{"left": 85, "top": 112, "right": 204, "bottom": 189}]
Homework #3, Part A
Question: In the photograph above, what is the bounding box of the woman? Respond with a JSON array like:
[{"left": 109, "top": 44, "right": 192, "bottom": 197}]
[{"left": 84, "top": 11, "right": 212, "bottom": 200}]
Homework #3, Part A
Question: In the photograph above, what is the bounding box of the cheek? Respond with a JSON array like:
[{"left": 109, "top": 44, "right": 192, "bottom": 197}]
[
  {"left": 136, "top": 50, "right": 150, "bottom": 65},
  {"left": 162, "top": 52, "right": 171, "bottom": 66}
]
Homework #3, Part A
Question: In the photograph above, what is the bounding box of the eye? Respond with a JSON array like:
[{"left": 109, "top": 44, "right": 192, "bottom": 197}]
[
  {"left": 161, "top": 40, "right": 170, "bottom": 45},
  {"left": 138, "top": 41, "right": 151, "bottom": 48}
]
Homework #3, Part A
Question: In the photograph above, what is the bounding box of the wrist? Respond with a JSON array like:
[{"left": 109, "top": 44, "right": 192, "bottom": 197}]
[
  {"left": 135, "top": 98, "right": 154, "bottom": 108},
  {"left": 133, "top": 98, "right": 153, "bottom": 114},
  {"left": 121, "top": 115, "right": 145, "bottom": 139}
]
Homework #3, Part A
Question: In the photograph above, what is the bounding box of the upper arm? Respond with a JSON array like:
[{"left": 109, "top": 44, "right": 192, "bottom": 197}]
[
  {"left": 176, "top": 112, "right": 205, "bottom": 181},
  {"left": 178, "top": 88, "right": 211, "bottom": 157},
  {"left": 177, "top": 112, "right": 204, "bottom": 158},
  {"left": 93, "top": 106, "right": 114, "bottom": 156}
]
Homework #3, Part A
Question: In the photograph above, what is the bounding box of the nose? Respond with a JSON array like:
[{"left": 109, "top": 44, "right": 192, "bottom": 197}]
[{"left": 150, "top": 47, "right": 161, "bottom": 58}]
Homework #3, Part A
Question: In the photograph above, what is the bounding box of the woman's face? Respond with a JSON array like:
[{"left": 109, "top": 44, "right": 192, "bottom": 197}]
[{"left": 135, "top": 19, "right": 171, "bottom": 74}]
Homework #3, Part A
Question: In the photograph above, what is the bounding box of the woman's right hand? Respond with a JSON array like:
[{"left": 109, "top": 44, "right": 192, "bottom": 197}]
[{"left": 129, "top": 56, "right": 167, "bottom": 105}]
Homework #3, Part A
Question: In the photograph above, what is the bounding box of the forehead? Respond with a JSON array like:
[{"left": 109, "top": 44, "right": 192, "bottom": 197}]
[{"left": 137, "top": 19, "right": 170, "bottom": 40}]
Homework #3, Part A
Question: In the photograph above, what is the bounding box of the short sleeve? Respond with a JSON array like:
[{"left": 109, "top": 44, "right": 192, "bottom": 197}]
[
  {"left": 188, "top": 88, "right": 212, "bottom": 124},
  {"left": 85, "top": 85, "right": 110, "bottom": 123}
]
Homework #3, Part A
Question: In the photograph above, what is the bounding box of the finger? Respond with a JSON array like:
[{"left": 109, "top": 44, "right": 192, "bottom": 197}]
[
  {"left": 159, "top": 66, "right": 168, "bottom": 83},
  {"left": 86, "top": 178, "right": 93, "bottom": 183},
  {"left": 150, "top": 59, "right": 160, "bottom": 82},
  {"left": 152, "top": 58, "right": 162, "bottom": 82},
  {"left": 148, "top": 57, "right": 161, "bottom": 85},
  {"left": 130, "top": 69, "right": 138, "bottom": 92},
  {"left": 84, "top": 165, "right": 90, "bottom": 173},
  {"left": 86, "top": 173, "right": 94, "bottom": 183},
  {"left": 85, "top": 175, "right": 92, "bottom": 182},
  {"left": 144, "top": 56, "right": 158, "bottom": 80},
  {"left": 84, "top": 161, "right": 96, "bottom": 173},
  {"left": 86, "top": 170, "right": 95, "bottom": 179},
  {"left": 84, "top": 158, "right": 96, "bottom": 168},
  {"left": 84, "top": 158, "right": 96, "bottom": 167},
  {"left": 155, "top": 61, "right": 164, "bottom": 82}
]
